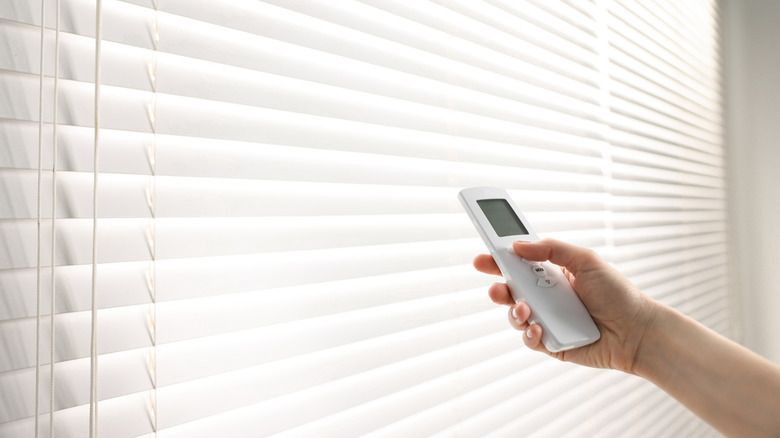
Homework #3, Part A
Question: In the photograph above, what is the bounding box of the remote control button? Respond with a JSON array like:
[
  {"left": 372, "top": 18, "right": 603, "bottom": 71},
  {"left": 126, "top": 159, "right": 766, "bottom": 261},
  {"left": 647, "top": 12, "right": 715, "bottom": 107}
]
[
  {"left": 537, "top": 277, "right": 557, "bottom": 288},
  {"left": 530, "top": 263, "right": 547, "bottom": 277}
]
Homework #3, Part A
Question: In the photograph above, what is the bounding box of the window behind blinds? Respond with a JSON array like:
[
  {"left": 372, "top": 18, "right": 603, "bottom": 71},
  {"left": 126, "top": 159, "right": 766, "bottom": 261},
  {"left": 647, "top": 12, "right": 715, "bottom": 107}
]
[{"left": 0, "top": 0, "right": 727, "bottom": 437}]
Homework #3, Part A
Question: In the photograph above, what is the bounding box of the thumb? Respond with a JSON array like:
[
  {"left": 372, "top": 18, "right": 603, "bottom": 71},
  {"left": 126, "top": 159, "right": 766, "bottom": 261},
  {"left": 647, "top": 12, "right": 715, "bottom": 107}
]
[{"left": 511, "top": 238, "right": 603, "bottom": 276}]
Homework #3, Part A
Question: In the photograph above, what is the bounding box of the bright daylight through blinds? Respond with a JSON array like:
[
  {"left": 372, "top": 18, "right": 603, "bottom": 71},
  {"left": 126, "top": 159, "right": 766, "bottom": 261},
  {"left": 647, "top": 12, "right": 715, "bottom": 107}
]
[{"left": 1, "top": 0, "right": 726, "bottom": 437}]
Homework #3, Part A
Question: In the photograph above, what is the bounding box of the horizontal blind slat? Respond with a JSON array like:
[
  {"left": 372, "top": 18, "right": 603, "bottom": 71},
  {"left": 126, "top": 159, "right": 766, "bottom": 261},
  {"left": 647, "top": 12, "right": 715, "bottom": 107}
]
[
  {"left": 609, "top": 3, "right": 720, "bottom": 87},
  {"left": 0, "top": 302, "right": 509, "bottom": 424},
  {"left": 1, "top": 168, "right": 609, "bottom": 220},
  {"left": 0, "top": 120, "right": 608, "bottom": 179},
  {"left": 1, "top": 70, "right": 606, "bottom": 153},
  {"left": 270, "top": 0, "right": 602, "bottom": 79},
  {"left": 607, "top": 48, "right": 721, "bottom": 117},
  {"left": 489, "top": 0, "right": 597, "bottom": 41},
  {"left": 0, "top": 349, "right": 151, "bottom": 424},
  {"left": 0, "top": 0, "right": 727, "bottom": 436},
  {"left": 152, "top": 0, "right": 602, "bottom": 103},
  {"left": 606, "top": 14, "right": 721, "bottom": 105},
  {"left": 152, "top": 323, "right": 523, "bottom": 433},
  {"left": 0, "top": 392, "right": 153, "bottom": 438}
]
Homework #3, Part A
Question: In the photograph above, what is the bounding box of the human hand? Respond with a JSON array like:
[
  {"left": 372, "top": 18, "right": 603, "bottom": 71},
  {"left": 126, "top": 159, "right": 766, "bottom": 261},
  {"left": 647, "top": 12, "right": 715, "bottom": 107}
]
[{"left": 473, "top": 238, "right": 659, "bottom": 373}]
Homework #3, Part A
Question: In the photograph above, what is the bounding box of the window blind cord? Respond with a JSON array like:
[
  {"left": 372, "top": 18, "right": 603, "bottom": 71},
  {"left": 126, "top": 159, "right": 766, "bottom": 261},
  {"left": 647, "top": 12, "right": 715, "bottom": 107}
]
[
  {"left": 89, "top": 0, "right": 103, "bottom": 437},
  {"left": 49, "top": 1, "right": 62, "bottom": 436},
  {"left": 149, "top": 1, "right": 160, "bottom": 436},
  {"left": 595, "top": 0, "right": 616, "bottom": 256},
  {"left": 34, "top": 0, "right": 47, "bottom": 436}
]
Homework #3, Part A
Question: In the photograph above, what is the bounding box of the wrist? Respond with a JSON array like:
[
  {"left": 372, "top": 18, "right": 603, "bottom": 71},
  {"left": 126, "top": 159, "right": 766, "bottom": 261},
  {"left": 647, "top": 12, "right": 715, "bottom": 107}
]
[{"left": 628, "top": 299, "right": 671, "bottom": 378}]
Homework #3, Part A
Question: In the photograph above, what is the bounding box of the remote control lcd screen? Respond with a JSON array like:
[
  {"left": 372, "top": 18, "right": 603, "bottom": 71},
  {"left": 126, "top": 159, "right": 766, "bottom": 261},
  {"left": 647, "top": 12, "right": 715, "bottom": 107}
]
[{"left": 477, "top": 199, "right": 529, "bottom": 237}]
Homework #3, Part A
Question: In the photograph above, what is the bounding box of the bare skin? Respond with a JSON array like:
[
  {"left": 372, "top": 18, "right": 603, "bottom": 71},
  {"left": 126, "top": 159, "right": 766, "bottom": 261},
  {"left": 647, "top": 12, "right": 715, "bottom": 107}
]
[{"left": 474, "top": 238, "right": 780, "bottom": 438}]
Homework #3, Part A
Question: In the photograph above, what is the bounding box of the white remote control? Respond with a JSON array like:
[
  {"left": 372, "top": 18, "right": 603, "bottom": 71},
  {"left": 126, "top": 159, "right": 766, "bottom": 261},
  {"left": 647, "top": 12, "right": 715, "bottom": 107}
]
[{"left": 459, "top": 187, "right": 600, "bottom": 352}]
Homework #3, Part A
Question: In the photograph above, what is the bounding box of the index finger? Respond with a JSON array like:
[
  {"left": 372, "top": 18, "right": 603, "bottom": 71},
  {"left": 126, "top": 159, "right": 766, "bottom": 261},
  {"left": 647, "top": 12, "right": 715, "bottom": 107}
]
[{"left": 473, "top": 254, "right": 502, "bottom": 276}]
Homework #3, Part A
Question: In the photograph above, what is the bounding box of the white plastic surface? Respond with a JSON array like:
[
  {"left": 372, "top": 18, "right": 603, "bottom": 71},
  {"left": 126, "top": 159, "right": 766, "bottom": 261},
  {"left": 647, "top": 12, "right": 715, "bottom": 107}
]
[{"left": 459, "top": 187, "right": 600, "bottom": 352}]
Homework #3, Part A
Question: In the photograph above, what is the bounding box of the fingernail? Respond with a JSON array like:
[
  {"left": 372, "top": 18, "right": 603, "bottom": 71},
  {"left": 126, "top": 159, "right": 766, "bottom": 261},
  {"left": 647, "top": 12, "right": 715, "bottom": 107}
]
[
  {"left": 526, "top": 328, "right": 534, "bottom": 339},
  {"left": 512, "top": 307, "right": 518, "bottom": 319}
]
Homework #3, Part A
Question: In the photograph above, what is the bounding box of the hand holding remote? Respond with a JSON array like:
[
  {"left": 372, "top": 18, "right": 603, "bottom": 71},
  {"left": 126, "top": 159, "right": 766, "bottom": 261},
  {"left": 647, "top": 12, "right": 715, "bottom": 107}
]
[
  {"left": 476, "top": 238, "right": 780, "bottom": 438},
  {"left": 459, "top": 187, "right": 600, "bottom": 351},
  {"left": 474, "top": 238, "right": 658, "bottom": 372}
]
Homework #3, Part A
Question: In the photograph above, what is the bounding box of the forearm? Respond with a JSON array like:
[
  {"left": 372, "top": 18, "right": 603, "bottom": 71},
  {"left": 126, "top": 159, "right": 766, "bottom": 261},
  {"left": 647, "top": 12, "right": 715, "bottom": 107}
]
[{"left": 633, "top": 302, "right": 780, "bottom": 437}]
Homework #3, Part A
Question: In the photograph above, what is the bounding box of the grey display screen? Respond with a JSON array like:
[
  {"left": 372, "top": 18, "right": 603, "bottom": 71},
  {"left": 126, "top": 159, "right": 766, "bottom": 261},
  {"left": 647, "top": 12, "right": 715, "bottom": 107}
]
[{"left": 477, "top": 199, "right": 529, "bottom": 237}]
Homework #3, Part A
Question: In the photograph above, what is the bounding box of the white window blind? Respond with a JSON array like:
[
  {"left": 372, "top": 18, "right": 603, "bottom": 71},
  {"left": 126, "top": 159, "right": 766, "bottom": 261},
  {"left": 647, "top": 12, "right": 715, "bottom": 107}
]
[{"left": 0, "top": 0, "right": 727, "bottom": 437}]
